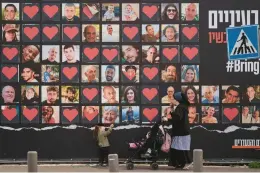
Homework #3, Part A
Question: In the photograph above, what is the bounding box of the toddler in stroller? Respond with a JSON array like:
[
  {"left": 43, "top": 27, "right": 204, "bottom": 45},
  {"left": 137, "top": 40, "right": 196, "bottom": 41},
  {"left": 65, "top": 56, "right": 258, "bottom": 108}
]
[{"left": 126, "top": 120, "right": 167, "bottom": 170}]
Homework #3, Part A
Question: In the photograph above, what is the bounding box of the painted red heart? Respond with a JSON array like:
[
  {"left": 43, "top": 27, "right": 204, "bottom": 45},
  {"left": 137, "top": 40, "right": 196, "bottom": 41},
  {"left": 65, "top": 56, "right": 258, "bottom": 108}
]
[
  {"left": 43, "top": 26, "right": 58, "bottom": 40},
  {"left": 102, "top": 49, "right": 118, "bottom": 62},
  {"left": 223, "top": 108, "right": 239, "bottom": 121},
  {"left": 143, "top": 108, "right": 158, "bottom": 121},
  {"left": 23, "top": 108, "right": 38, "bottom": 121},
  {"left": 182, "top": 27, "right": 198, "bottom": 40},
  {"left": 62, "top": 67, "right": 78, "bottom": 80},
  {"left": 2, "top": 108, "right": 17, "bottom": 121},
  {"left": 2, "top": 67, "right": 17, "bottom": 79},
  {"left": 64, "top": 27, "right": 79, "bottom": 40},
  {"left": 83, "top": 6, "right": 94, "bottom": 19},
  {"left": 183, "top": 47, "right": 198, "bottom": 60},
  {"left": 24, "top": 27, "right": 39, "bottom": 40},
  {"left": 143, "top": 67, "right": 158, "bottom": 80},
  {"left": 123, "top": 27, "right": 138, "bottom": 40},
  {"left": 142, "top": 5, "right": 158, "bottom": 18},
  {"left": 3, "top": 47, "right": 18, "bottom": 60},
  {"left": 63, "top": 109, "right": 78, "bottom": 122},
  {"left": 23, "top": 6, "right": 39, "bottom": 19},
  {"left": 142, "top": 88, "right": 158, "bottom": 101},
  {"left": 162, "top": 48, "right": 178, "bottom": 61},
  {"left": 83, "top": 88, "right": 98, "bottom": 101},
  {"left": 84, "top": 112, "right": 98, "bottom": 121},
  {"left": 43, "top": 5, "right": 58, "bottom": 18},
  {"left": 123, "top": 71, "right": 135, "bottom": 80},
  {"left": 84, "top": 48, "right": 99, "bottom": 60}
]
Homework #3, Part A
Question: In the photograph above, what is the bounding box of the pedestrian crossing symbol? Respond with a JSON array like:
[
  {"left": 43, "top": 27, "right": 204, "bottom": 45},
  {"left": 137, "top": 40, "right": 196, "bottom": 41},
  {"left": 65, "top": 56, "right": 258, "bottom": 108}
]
[{"left": 226, "top": 25, "right": 259, "bottom": 61}]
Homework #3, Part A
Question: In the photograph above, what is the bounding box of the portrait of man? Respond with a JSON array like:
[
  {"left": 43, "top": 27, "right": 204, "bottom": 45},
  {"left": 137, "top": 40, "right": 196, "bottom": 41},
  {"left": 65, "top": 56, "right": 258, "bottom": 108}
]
[
  {"left": 122, "top": 45, "right": 140, "bottom": 63},
  {"left": 161, "top": 25, "right": 179, "bottom": 42},
  {"left": 202, "top": 106, "right": 218, "bottom": 124},
  {"left": 42, "top": 86, "right": 59, "bottom": 104},
  {"left": 82, "top": 65, "right": 99, "bottom": 83},
  {"left": 242, "top": 106, "right": 253, "bottom": 124},
  {"left": 1, "top": 85, "right": 16, "bottom": 103},
  {"left": 141, "top": 24, "right": 159, "bottom": 42},
  {"left": 62, "top": 3, "right": 80, "bottom": 22},
  {"left": 124, "top": 65, "right": 138, "bottom": 82},
  {"left": 102, "top": 24, "right": 119, "bottom": 42},
  {"left": 22, "top": 45, "right": 40, "bottom": 63},
  {"left": 244, "top": 86, "right": 260, "bottom": 103},
  {"left": 42, "top": 66, "right": 59, "bottom": 83},
  {"left": 181, "top": 3, "right": 199, "bottom": 21},
  {"left": 162, "top": 65, "right": 177, "bottom": 82},
  {"left": 161, "top": 86, "right": 175, "bottom": 103},
  {"left": 21, "top": 65, "right": 39, "bottom": 83},
  {"left": 102, "top": 65, "right": 118, "bottom": 83},
  {"left": 42, "top": 46, "right": 59, "bottom": 64},
  {"left": 62, "top": 45, "right": 80, "bottom": 63},
  {"left": 83, "top": 25, "right": 99, "bottom": 42},
  {"left": 202, "top": 86, "right": 219, "bottom": 103},
  {"left": 222, "top": 85, "right": 240, "bottom": 103},
  {"left": 62, "top": 86, "right": 79, "bottom": 103},
  {"left": 102, "top": 86, "right": 119, "bottom": 103}
]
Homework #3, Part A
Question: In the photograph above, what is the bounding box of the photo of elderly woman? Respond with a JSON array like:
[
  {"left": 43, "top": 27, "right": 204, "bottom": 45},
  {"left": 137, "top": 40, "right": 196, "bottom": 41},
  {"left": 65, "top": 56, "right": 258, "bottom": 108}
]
[
  {"left": 121, "top": 86, "right": 138, "bottom": 104},
  {"left": 102, "top": 106, "right": 119, "bottom": 124},
  {"left": 161, "top": 3, "right": 179, "bottom": 21},
  {"left": 181, "top": 65, "right": 199, "bottom": 83}
]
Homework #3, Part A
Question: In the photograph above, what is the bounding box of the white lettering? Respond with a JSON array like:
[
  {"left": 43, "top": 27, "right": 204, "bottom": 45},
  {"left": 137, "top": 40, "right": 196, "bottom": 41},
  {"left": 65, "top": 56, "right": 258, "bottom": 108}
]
[
  {"left": 234, "top": 60, "right": 241, "bottom": 72},
  {"left": 208, "top": 10, "right": 259, "bottom": 29}
]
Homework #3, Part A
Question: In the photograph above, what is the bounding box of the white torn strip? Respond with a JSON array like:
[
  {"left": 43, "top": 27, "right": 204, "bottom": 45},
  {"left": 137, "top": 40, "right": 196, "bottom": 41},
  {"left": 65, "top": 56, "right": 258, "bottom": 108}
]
[{"left": 0, "top": 124, "right": 259, "bottom": 133}]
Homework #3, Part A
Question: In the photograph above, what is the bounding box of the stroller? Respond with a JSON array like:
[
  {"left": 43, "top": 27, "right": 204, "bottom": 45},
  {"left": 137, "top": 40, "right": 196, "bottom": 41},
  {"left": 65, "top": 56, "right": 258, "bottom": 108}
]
[{"left": 125, "top": 121, "right": 169, "bottom": 170}]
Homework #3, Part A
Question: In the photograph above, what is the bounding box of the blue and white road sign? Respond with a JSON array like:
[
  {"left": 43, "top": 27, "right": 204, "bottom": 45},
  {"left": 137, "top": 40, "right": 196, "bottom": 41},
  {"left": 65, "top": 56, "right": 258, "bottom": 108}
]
[{"left": 226, "top": 25, "right": 259, "bottom": 61}]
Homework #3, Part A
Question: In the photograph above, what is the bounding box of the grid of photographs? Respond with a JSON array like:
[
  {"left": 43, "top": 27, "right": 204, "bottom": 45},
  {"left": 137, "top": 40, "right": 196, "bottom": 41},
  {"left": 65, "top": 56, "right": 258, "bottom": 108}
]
[{"left": 1, "top": 1, "right": 259, "bottom": 125}]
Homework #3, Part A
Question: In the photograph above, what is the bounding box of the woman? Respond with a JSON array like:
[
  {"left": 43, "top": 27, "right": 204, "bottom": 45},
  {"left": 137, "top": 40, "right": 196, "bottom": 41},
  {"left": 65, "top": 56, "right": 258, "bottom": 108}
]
[
  {"left": 122, "top": 86, "right": 137, "bottom": 103},
  {"left": 184, "top": 85, "right": 198, "bottom": 103},
  {"left": 252, "top": 110, "right": 260, "bottom": 123},
  {"left": 22, "top": 87, "right": 39, "bottom": 104},
  {"left": 168, "top": 92, "right": 192, "bottom": 169},
  {"left": 182, "top": 66, "right": 197, "bottom": 82},
  {"left": 162, "top": 4, "right": 179, "bottom": 21},
  {"left": 93, "top": 123, "right": 114, "bottom": 166},
  {"left": 2, "top": 24, "right": 19, "bottom": 42}
]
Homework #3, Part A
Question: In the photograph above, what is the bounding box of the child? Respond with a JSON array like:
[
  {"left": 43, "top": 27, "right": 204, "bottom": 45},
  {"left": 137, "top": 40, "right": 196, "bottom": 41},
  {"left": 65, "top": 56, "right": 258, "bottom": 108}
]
[
  {"left": 103, "top": 5, "right": 115, "bottom": 21},
  {"left": 123, "top": 4, "right": 138, "bottom": 21}
]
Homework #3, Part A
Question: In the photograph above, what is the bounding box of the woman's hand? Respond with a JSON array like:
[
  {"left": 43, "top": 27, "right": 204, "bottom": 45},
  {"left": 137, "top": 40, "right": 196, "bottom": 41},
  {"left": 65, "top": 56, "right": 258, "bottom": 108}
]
[{"left": 170, "top": 99, "right": 179, "bottom": 108}]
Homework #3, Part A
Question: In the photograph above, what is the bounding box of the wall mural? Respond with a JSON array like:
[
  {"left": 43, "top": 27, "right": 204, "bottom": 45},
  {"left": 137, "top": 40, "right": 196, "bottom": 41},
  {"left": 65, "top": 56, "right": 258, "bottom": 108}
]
[{"left": 0, "top": 0, "right": 260, "bottom": 160}]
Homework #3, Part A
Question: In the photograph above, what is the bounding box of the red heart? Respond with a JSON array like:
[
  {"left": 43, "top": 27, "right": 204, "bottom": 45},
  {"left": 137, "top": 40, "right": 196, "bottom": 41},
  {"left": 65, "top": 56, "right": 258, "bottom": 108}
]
[
  {"left": 23, "top": 108, "right": 38, "bottom": 121},
  {"left": 182, "top": 27, "right": 198, "bottom": 40},
  {"left": 142, "top": 5, "right": 158, "bottom": 18},
  {"left": 64, "top": 27, "right": 79, "bottom": 40},
  {"left": 84, "top": 112, "right": 98, "bottom": 121},
  {"left": 24, "top": 27, "right": 39, "bottom": 40},
  {"left": 43, "top": 5, "right": 58, "bottom": 18},
  {"left": 142, "top": 88, "right": 158, "bottom": 101},
  {"left": 123, "top": 71, "right": 135, "bottom": 80},
  {"left": 2, "top": 108, "right": 17, "bottom": 121},
  {"left": 62, "top": 67, "right": 78, "bottom": 80},
  {"left": 3, "top": 48, "right": 18, "bottom": 60},
  {"left": 83, "top": 6, "right": 93, "bottom": 19},
  {"left": 143, "top": 108, "right": 158, "bottom": 121},
  {"left": 143, "top": 67, "right": 158, "bottom": 80},
  {"left": 223, "top": 108, "right": 239, "bottom": 121},
  {"left": 23, "top": 6, "right": 39, "bottom": 19},
  {"left": 2, "top": 67, "right": 17, "bottom": 79},
  {"left": 63, "top": 109, "right": 78, "bottom": 122},
  {"left": 102, "top": 49, "right": 118, "bottom": 62},
  {"left": 84, "top": 48, "right": 99, "bottom": 60},
  {"left": 183, "top": 47, "right": 198, "bottom": 60},
  {"left": 83, "top": 88, "right": 98, "bottom": 101},
  {"left": 123, "top": 27, "right": 138, "bottom": 40},
  {"left": 43, "top": 26, "right": 58, "bottom": 40},
  {"left": 162, "top": 48, "right": 178, "bottom": 61}
]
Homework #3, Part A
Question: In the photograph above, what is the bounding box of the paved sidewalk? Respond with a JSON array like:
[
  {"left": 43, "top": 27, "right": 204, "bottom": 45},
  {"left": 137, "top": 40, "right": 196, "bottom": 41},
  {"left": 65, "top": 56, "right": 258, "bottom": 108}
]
[{"left": 0, "top": 164, "right": 259, "bottom": 172}]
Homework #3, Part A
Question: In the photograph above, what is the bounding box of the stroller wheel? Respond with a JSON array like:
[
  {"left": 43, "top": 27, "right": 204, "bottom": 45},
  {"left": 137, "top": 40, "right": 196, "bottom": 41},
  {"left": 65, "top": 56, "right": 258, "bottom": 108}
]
[
  {"left": 151, "top": 162, "right": 159, "bottom": 170},
  {"left": 126, "top": 162, "right": 134, "bottom": 170}
]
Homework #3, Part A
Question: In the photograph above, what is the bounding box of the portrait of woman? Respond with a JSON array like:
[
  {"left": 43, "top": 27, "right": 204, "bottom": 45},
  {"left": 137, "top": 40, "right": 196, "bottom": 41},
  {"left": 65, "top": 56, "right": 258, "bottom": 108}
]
[
  {"left": 161, "top": 3, "right": 179, "bottom": 21},
  {"left": 181, "top": 65, "right": 199, "bottom": 83},
  {"left": 183, "top": 85, "right": 199, "bottom": 104},
  {"left": 121, "top": 86, "right": 138, "bottom": 104},
  {"left": 21, "top": 87, "right": 39, "bottom": 104},
  {"left": 2, "top": 24, "right": 19, "bottom": 42},
  {"left": 252, "top": 110, "right": 260, "bottom": 124}
]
